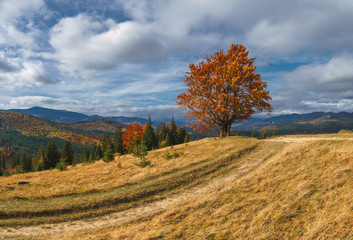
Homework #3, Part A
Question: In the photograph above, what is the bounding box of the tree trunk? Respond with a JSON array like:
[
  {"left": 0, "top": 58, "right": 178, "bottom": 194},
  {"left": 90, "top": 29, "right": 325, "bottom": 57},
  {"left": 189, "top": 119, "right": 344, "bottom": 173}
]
[{"left": 220, "top": 122, "right": 232, "bottom": 137}]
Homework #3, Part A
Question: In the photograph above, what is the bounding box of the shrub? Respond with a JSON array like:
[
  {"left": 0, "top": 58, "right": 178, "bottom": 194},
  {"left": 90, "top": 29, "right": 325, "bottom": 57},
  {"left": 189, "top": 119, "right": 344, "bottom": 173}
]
[
  {"left": 2, "top": 170, "right": 11, "bottom": 177},
  {"left": 164, "top": 151, "right": 180, "bottom": 160},
  {"left": 135, "top": 159, "right": 151, "bottom": 168},
  {"left": 133, "top": 144, "right": 150, "bottom": 168},
  {"left": 56, "top": 157, "right": 67, "bottom": 171}
]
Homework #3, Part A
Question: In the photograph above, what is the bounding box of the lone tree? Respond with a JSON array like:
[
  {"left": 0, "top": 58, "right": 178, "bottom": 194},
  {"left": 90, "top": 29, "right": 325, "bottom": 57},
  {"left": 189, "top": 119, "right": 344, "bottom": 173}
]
[{"left": 176, "top": 44, "right": 272, "bottom": 137}]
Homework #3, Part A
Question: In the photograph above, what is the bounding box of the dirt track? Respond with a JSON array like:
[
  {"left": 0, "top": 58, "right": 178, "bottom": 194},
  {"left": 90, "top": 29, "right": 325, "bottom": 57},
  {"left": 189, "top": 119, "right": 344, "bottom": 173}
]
[{"left": 1, "top": 136, "right": 352, "bottom": 239}]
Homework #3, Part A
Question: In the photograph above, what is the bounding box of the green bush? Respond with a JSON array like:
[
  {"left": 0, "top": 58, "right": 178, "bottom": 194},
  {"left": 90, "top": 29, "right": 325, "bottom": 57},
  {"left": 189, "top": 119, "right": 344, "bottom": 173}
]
[
  {"left": 135, "top": 159, "right": 151, "bottom": 168},
  {"left": 56, "top": 157, "right": 67, "bottom": 171},
  {"left": 164, "top": 151, "right": 180, "bottom": 160}
]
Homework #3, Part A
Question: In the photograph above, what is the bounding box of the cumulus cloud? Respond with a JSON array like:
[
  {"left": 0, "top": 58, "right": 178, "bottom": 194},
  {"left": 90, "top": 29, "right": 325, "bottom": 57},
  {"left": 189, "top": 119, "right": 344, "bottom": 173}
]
[
  {"left": 269, "top": 55, "right": 353, "bottom": 114},
  {"left": 0, "top": 59, "right": 19, "bottom": 72},
  {"left": 0, "top": 60, "right": 57, "bottom": 89},
  {"left": 47, "top": 14, "right": 165, "bottom": 70},
  {"left": 0, "top": 0, "right": 45, "bottom": 47},
  {"left": 284, "top": 56, "right": 353, "bottom": 98}
]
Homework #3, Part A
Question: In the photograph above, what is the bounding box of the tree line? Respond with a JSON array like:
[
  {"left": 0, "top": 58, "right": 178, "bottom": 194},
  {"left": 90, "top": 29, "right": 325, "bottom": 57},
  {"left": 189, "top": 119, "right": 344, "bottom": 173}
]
[{"left": 0, "top": 116, "right": 190, "bottom": 176}]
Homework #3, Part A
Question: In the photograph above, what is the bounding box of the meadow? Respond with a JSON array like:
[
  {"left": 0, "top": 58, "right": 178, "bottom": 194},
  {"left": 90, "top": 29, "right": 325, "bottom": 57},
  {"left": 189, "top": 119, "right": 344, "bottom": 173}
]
[{"left": 1, "top": 134, "right": 353, "bottom": 239}]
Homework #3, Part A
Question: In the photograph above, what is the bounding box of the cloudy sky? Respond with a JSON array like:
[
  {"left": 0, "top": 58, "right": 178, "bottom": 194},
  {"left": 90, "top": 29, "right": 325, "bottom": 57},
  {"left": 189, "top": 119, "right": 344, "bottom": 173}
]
[{"left": 1, "top": 0, "right": 353, "bottom": 119}]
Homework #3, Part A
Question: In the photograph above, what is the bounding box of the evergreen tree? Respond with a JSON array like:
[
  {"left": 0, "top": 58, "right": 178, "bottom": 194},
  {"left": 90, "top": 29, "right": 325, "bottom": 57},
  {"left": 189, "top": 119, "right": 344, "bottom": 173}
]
[
  {"left": 272, "top": 129, "right": 277, "bottom": 137},
  {"left": 113, "top": 126, "right": 124, "bottom": 154},
  {"left": 103, "top": 144, "right": 114, "bottom": 162},
  {"left": 143, "top": 116, "right": 158, "bottom": 151},
  {"left": 184, "top": 132, "right": 190, "bottom": 143},
  {"left": 157, "top": 123, "right": 168, "bottom": 144},
  {"left": 251, "top": 130, "right": 256, "bottom": 138},
  {"left": 19, "top": 148, "right": 32, "bottom": 172},
  {"left": 177, "top": 127, "right": 187, "bottom": 144},
  {"left": 62, "top": 141, "right": 74, "bottom": 165},
  {"left": 1, "top": 152, "right": 7, "bottom": 170},
  {"left": 45, "top": 140, "right": 60, "bottom": 169},
  {"left": 94, "top": 144, "right": 103, "bottom": 160},
  {"left": 169, "top": 116, "right": 178, "bottom": 145},
  {"left": 165, "top": 134, "right": 172, "bottom": 147},
  {"left": 102, "top": 132, "right": 113, "bottom": 153},
  {"left": 35, "top": 144, "right": 45, "bottom": 171},
  {"left": 90, "top": 144, "right": 97, "bottom": 162},
  {"left": 10, "top": 153, "right": 20, "bottom": 169},
  {"left": 80, "top": 147, "right": 90, "bottom": 162},
  {"left": 237, "top": 131, "right": 241, "bottom": 136}
]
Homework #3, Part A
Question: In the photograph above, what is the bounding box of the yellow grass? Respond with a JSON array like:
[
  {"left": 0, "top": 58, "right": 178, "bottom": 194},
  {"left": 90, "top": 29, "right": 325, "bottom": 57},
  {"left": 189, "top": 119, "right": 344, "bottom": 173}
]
[
  {"left": 2, "top": 134, "right": 353, "bottom": 239},
  {"left": 62, "top": 136, "right": 353, "bottom": 239},
  {"left": 0, "top": 137, "right": 255, "bottom": 199}
]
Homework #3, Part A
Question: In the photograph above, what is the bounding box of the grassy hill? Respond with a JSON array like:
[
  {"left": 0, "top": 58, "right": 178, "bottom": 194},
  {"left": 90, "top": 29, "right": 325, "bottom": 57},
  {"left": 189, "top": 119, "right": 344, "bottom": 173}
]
[{"left": 1, "top": 134, "right": 353, "bottom": 239}]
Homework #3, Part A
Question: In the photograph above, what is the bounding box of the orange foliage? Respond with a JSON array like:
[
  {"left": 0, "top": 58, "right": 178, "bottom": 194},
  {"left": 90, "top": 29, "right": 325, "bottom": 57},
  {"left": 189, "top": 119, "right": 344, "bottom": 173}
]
[
  {"left": 122, "top": 123, "right": 145, "bottom": 152},
  {"left": 176, "top": 44, "right": 272, "bottom": 137}
]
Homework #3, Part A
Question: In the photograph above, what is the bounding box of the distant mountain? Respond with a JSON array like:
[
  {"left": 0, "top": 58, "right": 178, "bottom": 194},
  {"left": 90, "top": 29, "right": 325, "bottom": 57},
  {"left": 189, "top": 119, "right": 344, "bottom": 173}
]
[
  {"left": 9, "top": 106, "right": 148, "bottom": 125},
  {"left": 9, "top": 107, "right": 90, "bottom": 123},
  {"left": 236, "top": 112, "right": 353, "bottom": 134}
]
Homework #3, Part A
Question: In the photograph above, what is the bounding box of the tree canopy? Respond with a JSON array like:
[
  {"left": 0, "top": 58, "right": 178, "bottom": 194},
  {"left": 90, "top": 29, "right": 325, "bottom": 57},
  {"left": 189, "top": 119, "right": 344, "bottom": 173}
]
[{"left": 176, "top": 44, "right": 272, "bottom": 137}]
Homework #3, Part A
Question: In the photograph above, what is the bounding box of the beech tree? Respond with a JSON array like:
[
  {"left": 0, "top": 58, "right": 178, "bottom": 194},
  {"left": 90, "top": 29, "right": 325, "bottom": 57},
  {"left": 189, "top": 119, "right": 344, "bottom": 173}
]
[{"left": 176, "top": 44, "right": 272, "bottom": 137}]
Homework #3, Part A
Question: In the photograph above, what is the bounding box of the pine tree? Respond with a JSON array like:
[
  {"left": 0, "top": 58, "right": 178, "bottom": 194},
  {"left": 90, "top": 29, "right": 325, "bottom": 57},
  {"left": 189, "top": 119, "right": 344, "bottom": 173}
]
[
  {"left": 20, "top": 148, "right": 32, "bottom": 172},
  {"left": 177, "top": 127, "right": 187, "bottom": 145},
  {"left": 143, "top": 116, "right": 158, "bottom": 151},
  {"left": 80, "top": 147, "right": 90, "bottom": 163},
  {"left": 165, "top": 134, "right": 172, "bottom": 147},
  {"left": 184, "top": 132, "right": 190, "bottom": 143},
  {"left": 95, "top": 144, "right": 103, "bottom": 160},
  {"left": 113, "top": 126, "right": 124, "bottom": 154},
  {"left": 1, "top": 152, "right": 7, "bottom": 170},
  {"left": 272, "top": 129, "right": 277, "bottom": 137},
  {"left": 45, "top": 140, "right": 60, "bottom": 169},
  {"left": 90, "top": 144, "right": 97, "bottom": 162},
  {"left": 251, "top": 130, "right": 256, "bottom": 138},
  {"left": 169, "top": 116, "right": 178, "bottom": 145},
  {"left": 62, "top": 141, "right": 74, "bottom": 165},
  {"left": 103, "top": 144, "right": 114, "bottom": 162},
  {"left": 157, "top": 123, "right": 168, "bottom": 144},
  {"left": 35, "top": 144, "right": 45, "bottom": 171},
  {"left": 102, "top": 132, "right": 113, "bottom": 153}
]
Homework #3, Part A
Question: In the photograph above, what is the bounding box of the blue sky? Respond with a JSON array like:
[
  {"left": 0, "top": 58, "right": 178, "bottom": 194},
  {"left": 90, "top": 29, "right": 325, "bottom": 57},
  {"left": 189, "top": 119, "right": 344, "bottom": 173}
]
[{"left": 1, "top": 0, "right": 353, "bottom": 119}]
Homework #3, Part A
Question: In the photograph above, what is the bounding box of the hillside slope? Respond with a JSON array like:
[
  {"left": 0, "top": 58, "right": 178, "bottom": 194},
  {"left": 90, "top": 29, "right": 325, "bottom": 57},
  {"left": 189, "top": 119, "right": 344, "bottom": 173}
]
[
  {"left": 1, "top": 135, "right": 353, "bottom": 239},
  {"left": 0, "top": 111, "right": 99, "bottom": 146}
]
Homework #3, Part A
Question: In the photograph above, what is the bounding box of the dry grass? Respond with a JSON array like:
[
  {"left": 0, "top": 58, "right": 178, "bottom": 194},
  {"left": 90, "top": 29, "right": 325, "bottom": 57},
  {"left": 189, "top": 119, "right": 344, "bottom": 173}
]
[
  {"left": 64, "top": 137, "right": 353, "bottom": 240},
  {"left": 0, "top": 137, "right": 255, "bottom": 199}
]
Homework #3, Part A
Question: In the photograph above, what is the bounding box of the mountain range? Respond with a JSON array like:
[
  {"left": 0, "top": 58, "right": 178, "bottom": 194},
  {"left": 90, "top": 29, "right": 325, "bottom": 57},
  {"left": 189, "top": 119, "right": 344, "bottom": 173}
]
[
  {"left": 5, "top": 106, "right": 353, "bottom": 135},
  {"left": 9, "top": 106, "right": 148, "bottom": 125},
  {"left": 236, "top": 111, "right": 353, "bottom": 134}
]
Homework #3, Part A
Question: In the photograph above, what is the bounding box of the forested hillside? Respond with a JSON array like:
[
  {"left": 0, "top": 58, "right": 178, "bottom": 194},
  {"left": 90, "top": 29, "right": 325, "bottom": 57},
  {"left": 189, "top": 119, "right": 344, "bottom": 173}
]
[{"left": 0, "top": 111, "right": 100, "bottom": 146}]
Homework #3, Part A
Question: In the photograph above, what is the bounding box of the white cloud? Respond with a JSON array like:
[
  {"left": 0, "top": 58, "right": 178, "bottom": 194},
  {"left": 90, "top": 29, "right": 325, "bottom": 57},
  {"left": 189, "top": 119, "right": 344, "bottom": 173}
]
[
  {"left": 48, "top": 14, "right": 166, "bottom": 70},
  {"left": 0, "top": 0, "right": 45, "bottom": 48},
  {"left": 0, "top": 60, "right": 56, "bottom": 89},
  {"left": 284, "top": 56, "right": 353, "bottom": 98}
]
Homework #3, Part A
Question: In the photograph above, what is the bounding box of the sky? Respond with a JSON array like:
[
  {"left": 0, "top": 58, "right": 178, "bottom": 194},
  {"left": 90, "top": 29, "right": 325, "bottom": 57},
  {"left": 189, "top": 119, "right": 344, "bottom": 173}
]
[{"left": 1, "top": 0, "right": 353, "bottom": 119}]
